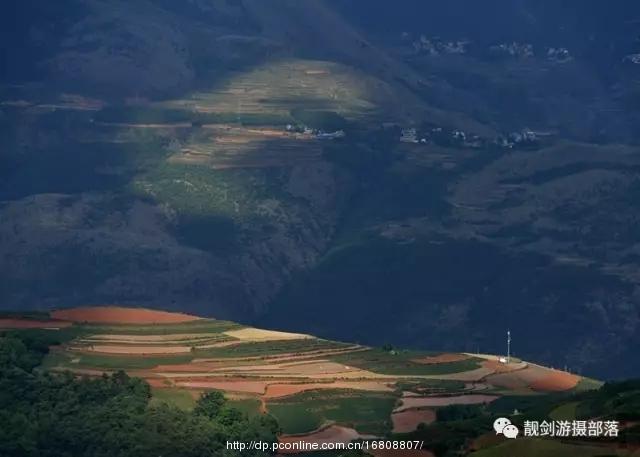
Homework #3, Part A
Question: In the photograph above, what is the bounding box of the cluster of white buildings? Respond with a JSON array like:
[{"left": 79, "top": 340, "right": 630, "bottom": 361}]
[
  {"left": 490, "top": 42, "right": 534, "bottom": 59},
  {"left": 495, "top": 129, "right": 539, "bottom": 148},
  {"left": 398, "top": 124, "right": 540, "bottom": 150},
  {"left": 399, "top": 126, "right": 482, "bottom": 148},
  {"left": 409, "top": 35, "right": 469, "bottom": 56},
  {"left": 401, "top": 33, "right": 575, "bottom": 65},
  {"left": 489, "top": 42, "right": 572, "bottom": 63},
  {"left": 400, "top": 128, "right": 419, "bottom": 143},
  {"left": 623, "top": 53, "right": 640, "bottom": 65},
  {"left": 546, "top": 47, "right": 573, "bottom": 63},
  {"left": 285, "top": 124, "right": 345, "bottom": 140}
]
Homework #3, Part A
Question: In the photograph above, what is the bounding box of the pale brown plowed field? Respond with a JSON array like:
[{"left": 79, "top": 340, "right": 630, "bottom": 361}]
[
  {"left": 391, "top": 409, "right": 436, "bottom": 433},
  {"left": 264, "top": 381, "right": 393, "bottom": 399},
  {"left": 81, "top": 345, "right": 192, "bottom": 354},
  {"left": 394, "top": 395, "right": 499, "bottom": 412},
  {"left": 175, "top": 380, "right": 268, "bottom": 394}
]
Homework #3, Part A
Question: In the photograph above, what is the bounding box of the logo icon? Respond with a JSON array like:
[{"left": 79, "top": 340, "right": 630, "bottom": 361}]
[{"left": 494, "top": 417, "right": 519, "bottom": 439}]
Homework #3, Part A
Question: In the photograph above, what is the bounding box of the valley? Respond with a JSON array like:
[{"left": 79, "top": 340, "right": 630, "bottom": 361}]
[{"left": 2, "top": 0, "right": 640, "bottom": 381}]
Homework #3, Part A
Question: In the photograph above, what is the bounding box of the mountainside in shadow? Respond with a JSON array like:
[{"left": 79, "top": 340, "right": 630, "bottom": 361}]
[{"left": 1, "top": 0, "right": 640, "bottom": 379}]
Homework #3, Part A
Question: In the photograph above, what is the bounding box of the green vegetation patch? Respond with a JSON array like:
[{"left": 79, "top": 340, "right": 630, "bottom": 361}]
[
  {"left": 331, "top": 349, "right": 482, "bottom": 376},
  {"left": 0, "top": 332, "right": 279, "bottom": 456},
  {"left": 173, "top": 213, "right": 239, "bottom": 254},
  {"left": 227, "top": 398, "right": 263, "bottom": 419},
  {"left": 290, "top": 109, "right": 348, "bottom": 131},
  {"left": 549, "top": 401, "right": 579, "bottom": 421},
  {"left": 151, "top": 387, "right": 197, "bottom": 411},
  {"left": 132, "top": 164, "right": 289, "bottom": 221},
  {"left": 80, "top": 319, "right": 243, "bottom": 335},
  {"left": 395, "top": 379, "right": 468, "bottom": 394},
  {"left": 267, "top": 389, "right": 396, "bottom": 435},
  {"left": 69, "top": 353, "right": 194, "bottom": 370},
  {"left": 575, "top": 380, "right": 640, "bottom": 421},
  {"left": 0, "top": 311, "right": 52, "bottom": 320}
]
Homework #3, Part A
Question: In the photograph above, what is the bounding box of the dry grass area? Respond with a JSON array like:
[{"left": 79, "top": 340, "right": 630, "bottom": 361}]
[
  {"left": 80, "top": 345, "right": 192, "bottom": 355},
  {"left": 51, "top": 306, "right": 200, "bottom": 324}
]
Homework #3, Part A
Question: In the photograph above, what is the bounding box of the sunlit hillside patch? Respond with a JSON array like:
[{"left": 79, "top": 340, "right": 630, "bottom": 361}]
[{"left": 155, "top": 59, "right": 391, "bottom": 121}]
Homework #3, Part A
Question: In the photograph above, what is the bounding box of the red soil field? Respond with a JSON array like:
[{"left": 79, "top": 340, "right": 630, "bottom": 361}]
[
  {"left": 529, "top": 371, "right": 580, "bottom": 391},
  {"left": 481, "top": 360, "right": 527, "bottom": 374},
  {"left": 51, "top": 306, "right": 201, "bottom": 324},
  {"left": 391, "top": 409, "right": 436, "bottom": 433},
  {"left": 0, "top": 318, "right": 72, "bottom": 329},
  {"left": 145, "top": 378, "right": 172, "bottom": 388},
  {"left": 485, "top": 364, "right": 578, "bottom": 392}
]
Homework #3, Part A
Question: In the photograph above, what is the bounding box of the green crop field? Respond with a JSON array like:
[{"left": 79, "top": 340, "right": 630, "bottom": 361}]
[
  {"left": 395, "top": 379, "right": 468, "bottom": 394},
  {"left": 330, "top": 349, "right": 483, "bottom": 376},
  {"left": 78, "top": 320, "right": 243, "bottom": 335},
  {"left": 193, "top": 338, "right": 350, "bottom": 359},
  {"left": 267, "top": 390, "right": 397, "bottom": 435},
  {"left": 549, "top": 401, "right": 580, "bottom": 421},
  {"left": 150, "top": 388, "right": 197, "bottom": 411},
  {"left": 60, "top": 353, "right": 195, "bottom": 370},
  {"left": 227, "top": 398, "right": 263, "bottom": 419}
]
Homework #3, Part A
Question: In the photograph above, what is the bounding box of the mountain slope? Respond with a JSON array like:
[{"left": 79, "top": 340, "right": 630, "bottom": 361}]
[
  {"left": 2, "top": 0, "right": 640, "bottom": 379},
  {"left": 1, "top": 306, "right": 600, "bottom": 447}
]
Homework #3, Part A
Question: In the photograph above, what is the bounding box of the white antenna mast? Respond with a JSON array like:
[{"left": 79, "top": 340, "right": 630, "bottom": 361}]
[{"left": 507, "top": 329, "right": 511, "bottom": 364}]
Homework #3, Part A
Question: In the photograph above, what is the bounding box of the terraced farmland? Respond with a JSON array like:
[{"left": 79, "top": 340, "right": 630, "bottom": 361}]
[{"left": 0, "top": 306, "right": 599, "bottom": 449}]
